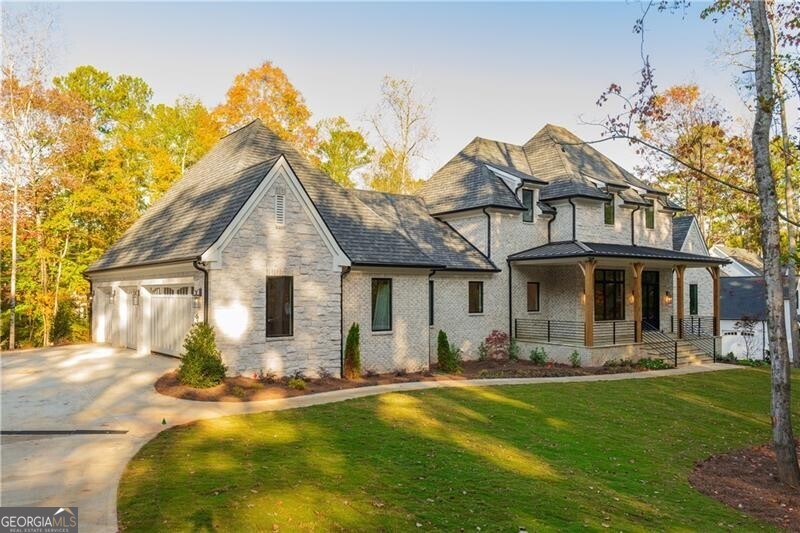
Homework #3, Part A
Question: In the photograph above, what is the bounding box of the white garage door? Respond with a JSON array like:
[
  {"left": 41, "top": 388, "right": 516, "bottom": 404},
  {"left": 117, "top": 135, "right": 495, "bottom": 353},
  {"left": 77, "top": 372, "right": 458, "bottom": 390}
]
[
  {"left": 150, "top": 286, "right": 195, "bottom": 357},
  {"left": 124, "top": 289, "right": 138, "bottom": 349}
]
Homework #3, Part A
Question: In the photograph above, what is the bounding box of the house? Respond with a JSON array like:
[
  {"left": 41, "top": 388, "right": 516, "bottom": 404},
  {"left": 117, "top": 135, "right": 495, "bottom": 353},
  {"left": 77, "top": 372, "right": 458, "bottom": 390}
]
[
  {"left": 709, "top": 244, "right": 799, "bottom": 360},
  {"left": 86, "top": 120, "right": 727, "bottom": 377}
]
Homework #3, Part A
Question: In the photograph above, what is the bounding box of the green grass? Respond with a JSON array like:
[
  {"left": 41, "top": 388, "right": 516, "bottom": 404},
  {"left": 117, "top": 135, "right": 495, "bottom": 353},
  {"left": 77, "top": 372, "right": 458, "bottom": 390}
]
[{"left": 118, "top": 368, "right": 800, "bottom": 531}]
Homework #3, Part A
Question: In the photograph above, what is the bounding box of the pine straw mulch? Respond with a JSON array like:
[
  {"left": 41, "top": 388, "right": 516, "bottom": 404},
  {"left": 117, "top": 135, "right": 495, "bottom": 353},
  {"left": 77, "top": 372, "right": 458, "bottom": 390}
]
[
  {"left": 155, "top": 359, "right": 646, "bottom": 402},
  {"left": 689, "top": 441, "right": 800, "bottom": 531}
]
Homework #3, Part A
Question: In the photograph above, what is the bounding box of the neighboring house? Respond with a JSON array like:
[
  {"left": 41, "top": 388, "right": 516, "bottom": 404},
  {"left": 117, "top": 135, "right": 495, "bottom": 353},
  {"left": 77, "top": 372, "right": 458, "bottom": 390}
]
[
  {"left": 710, "top": 244, "right": 799, "bottom": 360},
  {"left": 86, "top": 120, "right": 727, "bottom": 376}
]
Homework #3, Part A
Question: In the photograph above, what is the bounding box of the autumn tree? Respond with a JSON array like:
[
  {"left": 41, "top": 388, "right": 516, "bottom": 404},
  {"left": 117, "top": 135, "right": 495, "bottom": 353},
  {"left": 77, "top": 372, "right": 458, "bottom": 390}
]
[
  {"left": 366, "top": 76, "right": 436, "bottom": 194},
  {"left": 213, "top": 61, "right": 316, "bottom": 155},
  {"left": 314, "top": 117, "right": 373, "bottom": 188}
]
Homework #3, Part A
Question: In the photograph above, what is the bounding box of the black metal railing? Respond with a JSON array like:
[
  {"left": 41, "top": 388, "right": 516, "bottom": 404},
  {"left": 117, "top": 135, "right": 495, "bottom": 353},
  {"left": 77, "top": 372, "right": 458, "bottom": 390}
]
[
  {"left": 671, "top": 315, "right": 715, "bottom": 337},
  {"left": 593, "top": 321, "right": 636, "bottom": 345},
  {"left": 642, "top": 321, "right": 678, "bottom": 367},
  {"left": 515, "top": 319, "right": 584, "bottom": 344}
]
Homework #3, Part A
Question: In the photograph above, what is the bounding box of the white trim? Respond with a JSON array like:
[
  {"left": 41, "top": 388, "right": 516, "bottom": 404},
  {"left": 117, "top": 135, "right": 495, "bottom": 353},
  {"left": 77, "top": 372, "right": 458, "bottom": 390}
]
[{"left": 201, "top": 156, "right": 350, "bottom": 270}]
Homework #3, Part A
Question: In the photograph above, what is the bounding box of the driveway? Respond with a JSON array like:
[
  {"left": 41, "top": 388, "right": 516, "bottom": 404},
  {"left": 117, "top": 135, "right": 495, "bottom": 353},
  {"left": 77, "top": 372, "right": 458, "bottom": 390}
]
[{"left": 1, "top": 344, "right": 741, "bottom": 532}]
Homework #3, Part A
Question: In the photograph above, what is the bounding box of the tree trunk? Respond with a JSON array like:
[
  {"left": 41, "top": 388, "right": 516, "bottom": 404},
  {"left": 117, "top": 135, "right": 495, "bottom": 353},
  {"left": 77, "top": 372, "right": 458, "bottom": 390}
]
[
  {"left": 9, "top": 176, "right": 18, "bottom": 350},
  {"left": 750, "top": 0, "right": 800, "bottom": 486},
  {"left": 51, "top": 234, "right": 70, "bottom": 341}
]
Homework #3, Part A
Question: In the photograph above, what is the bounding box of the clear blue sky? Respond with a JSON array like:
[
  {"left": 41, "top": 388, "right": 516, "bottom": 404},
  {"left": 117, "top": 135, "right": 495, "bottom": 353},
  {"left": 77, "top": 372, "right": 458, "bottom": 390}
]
[{"left": 14, "top": 1, "right": 768, "bottom": 178}]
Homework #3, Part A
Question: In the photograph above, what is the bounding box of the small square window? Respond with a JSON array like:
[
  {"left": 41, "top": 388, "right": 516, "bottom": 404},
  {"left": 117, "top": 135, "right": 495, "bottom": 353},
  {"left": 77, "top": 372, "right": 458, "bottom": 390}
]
[
  {"left": 645, "top": 207, "right": 654, "bottom": 229},
  {"left": 527, "top": 282, "right": 540, "bottom": 312},
  {"left": 604, "top": 200, "right": 615, "bottom": 225},
  {"left": 468, "top": 281, "right": 484, "bottom": 314}
]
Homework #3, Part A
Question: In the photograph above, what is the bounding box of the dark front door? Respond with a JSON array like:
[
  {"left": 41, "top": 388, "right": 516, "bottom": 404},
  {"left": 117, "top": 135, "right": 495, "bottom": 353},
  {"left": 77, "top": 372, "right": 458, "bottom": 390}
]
[{"left": 642, "top": 271, "right": 660, "bottom": 330}]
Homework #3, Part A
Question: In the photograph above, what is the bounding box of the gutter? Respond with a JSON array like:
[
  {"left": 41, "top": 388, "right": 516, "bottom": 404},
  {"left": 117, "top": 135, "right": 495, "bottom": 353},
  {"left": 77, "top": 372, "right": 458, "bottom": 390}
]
[
  {"left": 192, "top": 259, "right": 210, "bottom": 324},
  {"left": 567, "top": 198, "right": 577, "bottom": 241},
  {"left": 507, "top": 259, "right": 513, "bottom": 337},
  {"left": 630, "top": 205, "right": 641, "bottom": 246},
  {"left": 340, "top": 266, "right": 351, "bottom": 378},
  {"left": 547, "top": 206, "right": 558, "bottom": 243},
  {"left": 428, "top": 269, "right": 435, "bottom": 369}
]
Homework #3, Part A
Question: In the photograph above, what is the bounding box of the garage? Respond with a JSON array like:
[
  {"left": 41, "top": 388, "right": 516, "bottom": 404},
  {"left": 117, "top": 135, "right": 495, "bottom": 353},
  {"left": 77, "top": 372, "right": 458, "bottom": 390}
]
[{"left": 148, "top": 286, "right": 195, "bottom": 357}]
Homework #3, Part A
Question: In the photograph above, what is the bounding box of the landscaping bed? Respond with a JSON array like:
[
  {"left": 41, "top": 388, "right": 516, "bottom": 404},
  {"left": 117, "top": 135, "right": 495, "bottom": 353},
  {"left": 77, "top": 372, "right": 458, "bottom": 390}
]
[
  {"left": 155, "top": 358, "right": 652, "bottom": 402},
  {"left": 690, "top": 440, "right": 800, "bottom": 532}
]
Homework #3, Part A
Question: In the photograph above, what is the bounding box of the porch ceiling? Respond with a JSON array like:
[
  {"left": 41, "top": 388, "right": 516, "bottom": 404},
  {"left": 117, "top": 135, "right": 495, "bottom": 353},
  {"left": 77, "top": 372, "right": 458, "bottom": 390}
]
[{"left": 507, "top": 240, "right": 729, "bottom": 268}]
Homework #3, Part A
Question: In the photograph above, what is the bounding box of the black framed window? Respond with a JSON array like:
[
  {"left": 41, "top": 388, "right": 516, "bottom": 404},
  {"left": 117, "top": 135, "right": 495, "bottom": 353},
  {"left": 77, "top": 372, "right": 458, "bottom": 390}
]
[
  {"left": 428, "top": 280, "right": 434, "bottom": 326},
  {"left": 468, "top": 281, "right": 484, "bottom": 314},
  {"left": 645, "top": 207, "right": 655, "bottom": 229},
  {"left": 522, "top": 189, "right": 534, "bottom": 223},
  {"left": 604, "top": 200, "right": 615, "bottom": 225},
  {"left": 266, "top": 276, "right": 293, "bottom": 337},
  {"left": 371, "top": 278, "right": 392, "bottom": 331},
  {"left": 527, "top": 282, "right": 540, "bottom": 312},
  {"left": 594, "top": 269, "right": 625, "bottom": 321},
  {"left": 689, "top": 284, "right": 698, "bottom": 315}
]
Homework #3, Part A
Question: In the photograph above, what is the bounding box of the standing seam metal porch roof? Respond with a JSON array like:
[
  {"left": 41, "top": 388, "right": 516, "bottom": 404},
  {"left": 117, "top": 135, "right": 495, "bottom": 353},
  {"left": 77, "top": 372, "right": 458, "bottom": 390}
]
[{"left": 508, "top": 240, "right": 728, "bottom": 264}]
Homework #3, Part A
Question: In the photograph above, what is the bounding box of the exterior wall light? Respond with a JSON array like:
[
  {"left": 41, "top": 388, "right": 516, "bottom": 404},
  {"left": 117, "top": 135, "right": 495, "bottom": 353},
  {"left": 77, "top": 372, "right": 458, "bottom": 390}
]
[
  {"left": 664, "top": 291, "right": 673, "bottom": 305},
  {"left": 192, "top": 288, "right": 203, "bottom": 309},
  {"left": 628, "top": 291, "right": 635, "bottom": 304}
]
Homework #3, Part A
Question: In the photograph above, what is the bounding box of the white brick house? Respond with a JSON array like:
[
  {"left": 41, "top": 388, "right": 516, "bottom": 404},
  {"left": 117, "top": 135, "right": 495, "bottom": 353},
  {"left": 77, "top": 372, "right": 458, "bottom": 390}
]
[{"left": 87, "top": 120, "right": 726, "bottom": 376}]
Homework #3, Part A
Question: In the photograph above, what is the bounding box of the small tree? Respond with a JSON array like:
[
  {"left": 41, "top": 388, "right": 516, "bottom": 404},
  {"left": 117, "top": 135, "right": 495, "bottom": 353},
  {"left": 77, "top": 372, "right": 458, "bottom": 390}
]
[
  {"left": 734, "top": 316, "right": 758, "bottom": 360},
  {"left": 177, "top": 322, "right": 226, "bottom": 388},
  {"left": 436, "top": 330, "right": 461, "bottom": 373},
  {"left": 343, "top": 323, "right": 361, "bottom": 379},
  {"left": 484, "top": 330, "right": 510, "bottom": 360}
]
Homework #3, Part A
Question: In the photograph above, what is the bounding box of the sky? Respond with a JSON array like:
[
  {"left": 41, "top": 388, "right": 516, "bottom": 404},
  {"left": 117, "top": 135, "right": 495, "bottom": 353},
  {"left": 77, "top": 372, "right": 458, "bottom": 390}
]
[{"left": 7, "top": 1, "right": 783, "bottom": 180}]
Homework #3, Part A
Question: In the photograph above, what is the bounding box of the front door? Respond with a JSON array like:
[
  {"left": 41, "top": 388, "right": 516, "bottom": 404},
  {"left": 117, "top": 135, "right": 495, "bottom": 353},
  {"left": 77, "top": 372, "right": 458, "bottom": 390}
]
[{"left": 642, "top": 271, "right": 660, "bottom": 330}]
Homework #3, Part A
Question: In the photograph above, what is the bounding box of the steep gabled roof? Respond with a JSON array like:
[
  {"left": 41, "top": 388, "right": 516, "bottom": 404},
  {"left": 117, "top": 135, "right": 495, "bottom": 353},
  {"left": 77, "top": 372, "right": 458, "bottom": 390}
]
[
  {"left": 713, "top": 245, "right": 764, "bottom": 276},
  {"left": 418, "top": 137, "right": 538, "bottom": 215},
  {"left": 353, "top": 190, "right": 498, "bottom": 271},
  {"left": 672, "top": 215, "right": 695, "bottom": 251}
]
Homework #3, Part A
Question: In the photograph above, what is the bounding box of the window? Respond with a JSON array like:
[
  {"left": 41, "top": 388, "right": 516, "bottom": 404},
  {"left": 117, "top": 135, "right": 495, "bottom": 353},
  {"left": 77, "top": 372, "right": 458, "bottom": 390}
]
[
  {"left": 522, "top": 189, "right": 534, "bottom": 223},
  {"left": 594, "top": 269, "right": 625, "bottom": 321},
  {"left": 371, "top": 278, "right": 392, "bottom": 331},
  {"left": 266, "top": 276, "right": 293, "bottom": 337},
  {"left": 176, "top": 287, "right": 190, "bottom": 295},
  {"left": 689, "top": 284, "right": 698, "bottom": 315},
  {"left": 275, "top": 194, "right": 285, "bottom": 225},
  {"left": 468, "top": 281, "right": 484, "bottom": 314},
  {"left": 645, "top": 207, "right": 655, "bottom": 229},
  {"left": 604, "top": 200, "right": 615, "bottom": 225},
  {"left": 428, "top": 280, "right": 434, "bottom": 326},
  {"left": 527, "top": 282, "right": 540, "bottom": 312}
]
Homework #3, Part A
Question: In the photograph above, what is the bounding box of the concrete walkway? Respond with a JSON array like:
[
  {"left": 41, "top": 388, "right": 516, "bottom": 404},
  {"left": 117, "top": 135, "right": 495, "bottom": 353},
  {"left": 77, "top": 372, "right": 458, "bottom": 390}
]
[{"left": 0, "top": 344, "right": 743, "bottom": 532}]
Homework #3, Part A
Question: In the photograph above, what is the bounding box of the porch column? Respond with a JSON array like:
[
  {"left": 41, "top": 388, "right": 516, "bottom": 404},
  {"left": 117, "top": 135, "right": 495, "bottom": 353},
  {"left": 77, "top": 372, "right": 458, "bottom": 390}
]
[
  {"left": 675, "top": 264, "right": 686, "bottom": 339},
  {"left": 632, "top": 262, "right": 644, "bottom": 343},
  {"left": 579, "top": 259, "right": 597, "bottom": 347},
  {"left": 707, "top": 265, "right": 721, "bottom": 336}
]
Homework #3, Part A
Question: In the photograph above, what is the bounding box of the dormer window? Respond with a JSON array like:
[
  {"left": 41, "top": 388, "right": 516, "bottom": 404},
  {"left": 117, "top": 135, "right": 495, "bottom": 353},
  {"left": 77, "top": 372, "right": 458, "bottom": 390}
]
[
  {"left": 522, "top": 189, "right": 534, "bottom": 223},
  {"left": 645, "top": 207, "right": 655, "bottom": 229},
  {"left": 603, "top": 200, "right": 615, "bottom": 225}
]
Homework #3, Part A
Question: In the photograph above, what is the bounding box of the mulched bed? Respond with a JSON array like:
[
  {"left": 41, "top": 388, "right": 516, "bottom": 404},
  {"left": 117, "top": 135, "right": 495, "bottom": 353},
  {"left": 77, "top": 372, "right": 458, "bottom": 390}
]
[
  {"left": 155, "top": 359, "right": 647, "bottom": 402},
  {"left": 689, "top": 441, "right": 800, "bottom": 531}
]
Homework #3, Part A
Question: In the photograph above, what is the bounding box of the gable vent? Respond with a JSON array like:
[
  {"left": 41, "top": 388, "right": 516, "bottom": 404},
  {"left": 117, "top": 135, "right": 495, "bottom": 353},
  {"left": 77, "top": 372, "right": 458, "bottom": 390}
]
[{"left": 275, "top": 194, "right": 285, "bottom": 225}]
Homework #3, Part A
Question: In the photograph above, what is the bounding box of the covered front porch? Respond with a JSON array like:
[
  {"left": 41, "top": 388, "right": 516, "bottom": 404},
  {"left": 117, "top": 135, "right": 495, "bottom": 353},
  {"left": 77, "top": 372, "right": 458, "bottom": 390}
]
[{"left": 507, "top": 241, "right": 727, "bottom": 364}]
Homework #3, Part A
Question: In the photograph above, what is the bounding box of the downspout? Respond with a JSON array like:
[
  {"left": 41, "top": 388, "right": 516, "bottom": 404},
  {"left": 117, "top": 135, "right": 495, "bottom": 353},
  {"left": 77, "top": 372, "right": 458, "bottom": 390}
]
[
  {"left": 547, "top": 206, "right": 558, "bottom": 244},
  {"left": 340, "top": 266, "right": 351, "bottom": 378},
  {"left": 630, "top": 206, "right": 641, "bottom": 246},
  {"left": 192, "top": 259, "right": 209, "bottom": 324},
  {"left": 567, "top": 198, "right": 577, "bottom": 241},
  {"left": 83, "top": 272, "right": 93, "bottom": 340},
  {"left": 507, "top": 259, "right": 513, "bottom": 337},
  {"left": 482, "top": 208, "right": 492, "bottom": 258},
  {"left": 428, "top": 270, "right": 436, "bottom": 369}
]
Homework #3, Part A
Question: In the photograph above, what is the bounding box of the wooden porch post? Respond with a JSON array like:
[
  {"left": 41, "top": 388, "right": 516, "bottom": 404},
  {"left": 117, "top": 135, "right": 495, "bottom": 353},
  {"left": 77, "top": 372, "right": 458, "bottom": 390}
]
[
  {"left": 675, "top": 264, "right": 686, "bottom": 339},
  {"left": 632, "top": 262, "right": 644, "bottom": 343},
  {"left": 707, "top": 265, "right": 721, "bottom": 336},
  {"left": 579, "top": 259, "right": 596, "bottom": 347}
]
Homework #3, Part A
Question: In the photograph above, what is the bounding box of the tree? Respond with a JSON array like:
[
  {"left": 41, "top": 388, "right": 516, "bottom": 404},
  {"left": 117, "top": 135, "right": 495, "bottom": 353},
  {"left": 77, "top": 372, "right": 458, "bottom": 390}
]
[
  {"left": 213, "top": 61, "right": 316, "bottom": 156},
  {"left": 366, "top": 77, "right": 436, "bottom": 194},
  {"left": 343, "top": 322, "right": 361, "bottom": 379},
  {"left": 314, "top": 117, "right": 373, "bottom": 188},
  {"left": 733, "top": 316, "right": 758, "bottom": 360}
]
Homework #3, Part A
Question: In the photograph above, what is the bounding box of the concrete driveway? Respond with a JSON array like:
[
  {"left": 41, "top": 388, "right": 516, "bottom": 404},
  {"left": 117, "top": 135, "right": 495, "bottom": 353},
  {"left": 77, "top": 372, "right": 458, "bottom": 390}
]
[{"left": 1, "top": 344, "right": 740, "bottom": 532}]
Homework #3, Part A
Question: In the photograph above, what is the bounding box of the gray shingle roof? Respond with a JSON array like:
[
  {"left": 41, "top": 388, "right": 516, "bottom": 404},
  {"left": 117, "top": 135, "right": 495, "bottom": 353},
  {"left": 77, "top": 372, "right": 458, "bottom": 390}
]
[
  {"left": 721, "top": 277, "right": 768, "bottom": 321},
  {"left": 672, "top": 216, "right": 695, "bottom": 251},
  {"left": 508, "top": 240, "right": 727, "bottom": 264},
  {"left": 89, "top": 120, "right": 447, "bottom": 272},
  {"left": 539, "top": 177, "right": 611, "bottom": 201},
  {"left": 714, "top": 245, "right": 764, "bottom": 275},
  {"left": 353, "top": 190, "right": 498, "bottom": 271}
]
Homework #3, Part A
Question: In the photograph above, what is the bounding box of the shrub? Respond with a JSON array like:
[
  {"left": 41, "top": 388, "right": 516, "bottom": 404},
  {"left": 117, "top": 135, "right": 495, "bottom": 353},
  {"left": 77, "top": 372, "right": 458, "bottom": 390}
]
[
  {"left": 287, "top": 377, "right": 306, "bottom": 390},
  {"left": 569, "top": 350, "right": 581, "bottom": 368},
  {"left": 178, "top": 323, "right": 227, "bottom": 388},
  {"left": 484, "top": 330, "right": 510, "bottom": 360},
  {"left": 343, "top": 323, "right": 361, "bottom": 379},
  {"left": 637, "top": 357, "right": 670, "bottom": 370},
  {"left": 508, "top": 338, "right": 520, "bottom": 361},
  {"left": 257, "top": 368, "right": 277, "bottom": 383},
  {"left": 317, "top": 366, "right": 333, "bottom": 380},
  {"left": 477, "top": 341, "right": 489, "bottom": 361},
  {"left": 231, "top": 385, "right": 247, "bottom": 398},
  {"left": 437, "top": 330, "right": 462, "bottom": 373},
  {"left": 529, "top": 347, "right": 548, "bottom": 366}
]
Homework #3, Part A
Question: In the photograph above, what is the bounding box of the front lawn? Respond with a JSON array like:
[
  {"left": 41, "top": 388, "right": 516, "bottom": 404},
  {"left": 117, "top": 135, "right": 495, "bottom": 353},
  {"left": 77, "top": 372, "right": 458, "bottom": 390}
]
[{"left": 119, "top": 368, "right": 799, "bottom": 531}]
